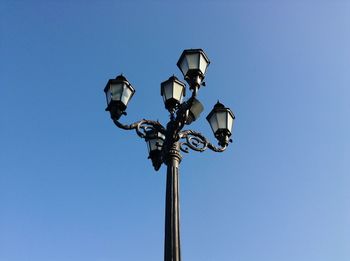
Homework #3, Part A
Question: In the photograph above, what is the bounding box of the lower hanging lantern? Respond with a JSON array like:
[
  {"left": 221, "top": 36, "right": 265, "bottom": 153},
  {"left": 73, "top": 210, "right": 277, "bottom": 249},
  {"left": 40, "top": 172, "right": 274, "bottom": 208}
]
[{"left": 145, "top": 129, "right": 166, "bottom": 171}]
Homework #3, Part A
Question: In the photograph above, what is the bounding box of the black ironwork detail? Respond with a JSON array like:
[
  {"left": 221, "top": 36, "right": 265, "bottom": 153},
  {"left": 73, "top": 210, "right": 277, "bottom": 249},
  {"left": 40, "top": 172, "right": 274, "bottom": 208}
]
[
  {"left": 178, "top": 130, "right": 227, "bottom": 153},
  {"left": 112, "top": 118, "right": 165, "bottom": 139}
]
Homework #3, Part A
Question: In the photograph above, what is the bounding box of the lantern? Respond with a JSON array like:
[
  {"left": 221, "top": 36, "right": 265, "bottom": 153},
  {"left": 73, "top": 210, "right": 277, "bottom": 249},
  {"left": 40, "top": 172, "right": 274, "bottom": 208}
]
[
  {"left": 206, "top": 101, "right": 235, "bottom": 146},
  {"left": 161, "top": 76, "right": 186, "bottom": 112},
  {"left": 177, "top": 49, "right": 210, "bottom": 89},
  {"left": 104, "top": 75, "right": 135, "bottom": 119},
  {"left": 145, "top": 129, "right": 166, "bottom": 171}
]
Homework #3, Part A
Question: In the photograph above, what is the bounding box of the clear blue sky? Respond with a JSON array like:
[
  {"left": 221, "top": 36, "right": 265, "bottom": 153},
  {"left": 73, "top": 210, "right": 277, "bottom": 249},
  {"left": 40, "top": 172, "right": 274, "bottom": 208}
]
[{"left": 1, "top": 1, "right": 349, "bottom": 260}]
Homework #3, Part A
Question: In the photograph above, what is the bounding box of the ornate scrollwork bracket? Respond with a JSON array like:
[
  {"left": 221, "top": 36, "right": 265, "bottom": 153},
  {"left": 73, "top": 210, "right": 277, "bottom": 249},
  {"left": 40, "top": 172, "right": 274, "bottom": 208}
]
[
  {"left": 112, "top": 118, "right": 165, "bottom": 139},
  {"left": 178, "top": 130, "right": 227, "bottom": 153}
]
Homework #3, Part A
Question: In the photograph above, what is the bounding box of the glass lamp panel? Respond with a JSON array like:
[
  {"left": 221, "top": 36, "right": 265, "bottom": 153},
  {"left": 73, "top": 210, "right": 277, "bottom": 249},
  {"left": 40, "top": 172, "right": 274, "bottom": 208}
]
[
  {"left": 120, "top": 85, "right": 133, "bottom": 106},
  {"left": 199, "top": 54, "right": 209, "bottom": 75},
  {"left": 148, "top": 139, "right": 163, "bottom": 153},
  {"left": 216, "top": 111, "right": 228, "bottom": 130},
  {"left": 186, "top": 53, "right": 200, "bottom": 70},
  {"left": 180, "top": 57, "right": 189, "bottom": 76},
  {"left": 110, "top": 83, "right": 124, "bottom": 102},
  {"left": 209, "top": 114, "right": 219, "bottom": 134},
  {"left": 227, "top": 113, "right": 234, "bottom": 133},
  {"left": 172, "top": 82, "right": 184, "bottom": 103},
  {"left": 146, "top": 140, "right": 151, "bottom": 153},
  {"left": 106, "top": 88, "right": 112, "bottom": 105},
  {"left": 147, "top": 139, "right": 157, "bottom": 153},
  {"left": 158, "top": 133, "right": 165, "bottom": 148},
  {"left": 162, "top": 93, "right": 167, "bottom": 103},
  {"left": 164, "top": 83, "right": 173, "bottom": 101},
  {"left": 157, "top": 138, "right": 164, "bottom": 150}
]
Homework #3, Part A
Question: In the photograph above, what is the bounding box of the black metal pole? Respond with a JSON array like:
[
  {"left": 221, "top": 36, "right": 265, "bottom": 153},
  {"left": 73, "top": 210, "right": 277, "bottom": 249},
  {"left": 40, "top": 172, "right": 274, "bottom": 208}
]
[{"left": 164, "top": 142, "right": 182, "bottom": 261}]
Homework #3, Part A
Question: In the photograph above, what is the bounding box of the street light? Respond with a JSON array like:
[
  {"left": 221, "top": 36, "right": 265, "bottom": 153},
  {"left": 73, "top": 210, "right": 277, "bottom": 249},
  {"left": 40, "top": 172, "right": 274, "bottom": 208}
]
[
  {"left": 177, "top": 48, "right": 210, "bottom": 91},
  {"left": 104, "top": 49, "right": 235, "bottom": 261},
  {"left": 207, "top": 101, "right": 235, "bottom": 147},
  {"left": 145, "top": 129, "right": 166, "bottom": 171},
  {"left": 104, "top": 74, "right": 135, "bottom": 119},
  {"left": 161, "top": 75, "right": 186, "bottom": 112}
]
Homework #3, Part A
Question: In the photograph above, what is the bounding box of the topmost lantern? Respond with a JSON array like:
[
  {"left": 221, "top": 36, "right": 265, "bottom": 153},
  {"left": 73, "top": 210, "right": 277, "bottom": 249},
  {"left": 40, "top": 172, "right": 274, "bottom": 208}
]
[{"left": 177, "top": 49, "right": 210, "bottom": 90}]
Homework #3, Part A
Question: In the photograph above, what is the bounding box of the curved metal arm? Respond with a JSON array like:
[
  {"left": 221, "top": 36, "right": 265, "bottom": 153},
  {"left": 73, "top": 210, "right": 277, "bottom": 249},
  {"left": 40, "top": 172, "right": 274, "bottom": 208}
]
[
  {"left": 178, "top": 130, "right": 227, "bottom": 153},
  {"left": 112, "top": 118, "right": 165, "bottom": 139}
]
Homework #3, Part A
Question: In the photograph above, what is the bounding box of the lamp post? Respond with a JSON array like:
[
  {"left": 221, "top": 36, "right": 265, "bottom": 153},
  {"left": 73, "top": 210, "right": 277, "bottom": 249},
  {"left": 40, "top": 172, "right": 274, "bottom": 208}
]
[{"left": 104, "top": 49, "right": 235, "bottom": 261}]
